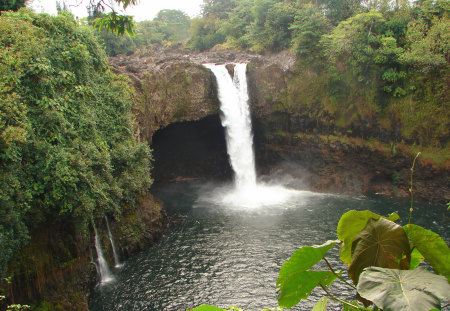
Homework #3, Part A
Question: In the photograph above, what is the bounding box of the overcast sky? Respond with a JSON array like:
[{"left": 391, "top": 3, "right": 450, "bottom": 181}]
[{"left": 29, "top": 0, "right": 204, "bottom": 21}]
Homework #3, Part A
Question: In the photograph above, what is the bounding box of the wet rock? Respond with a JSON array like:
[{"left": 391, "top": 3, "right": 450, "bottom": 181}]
[
  {"left": 225, "top": 63, "right": 235, "bottom": 78},
  {"left": 254, "top": 131, "right": 449, "bottom": 204}
]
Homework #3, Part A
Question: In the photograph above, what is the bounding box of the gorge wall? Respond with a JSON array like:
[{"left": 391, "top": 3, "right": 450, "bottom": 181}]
[
  {"left": 110, "top": 50, "right": 449, "bottom": 204},
  {"left": 111, "top": 50, "right": 449, "bottom": 204}
]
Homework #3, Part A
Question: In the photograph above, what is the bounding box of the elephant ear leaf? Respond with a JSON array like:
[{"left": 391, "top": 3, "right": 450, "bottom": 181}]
[
  {"left": 348, "top": 218, "right": 410, "bottom": 286},
  {"left": 277, "top": 240, "right": 340, "bottom": 308},
  {"left": 358, "top": 267, "right": 450, "bottom": 311},
  {"left": 403, "top": 224, "right": 450, "bottom": 282},
  {"left": 337, "top": 210, "right": 384, "bottom": 265}
]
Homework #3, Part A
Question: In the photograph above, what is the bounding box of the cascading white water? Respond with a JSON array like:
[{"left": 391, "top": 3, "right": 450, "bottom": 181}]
[
  {"left": 204, "top": 63, "right": 297, "bottom": 208},
  {"left": 94, "top": 227, "right": 114, "bottom": 284},
  {"left": 205, "top": 63, "right": 256, "bottom": 190},
  {"left": 105, "top": 216, "right": 122, "bottom": 268}
]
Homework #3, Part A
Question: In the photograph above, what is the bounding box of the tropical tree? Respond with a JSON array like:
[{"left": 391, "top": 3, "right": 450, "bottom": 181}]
[{"left": 290, "top": 3, "right": 331, "bottom": 58}]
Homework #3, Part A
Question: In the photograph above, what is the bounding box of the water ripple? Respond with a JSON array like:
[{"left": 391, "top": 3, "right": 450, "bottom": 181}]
[{"left": 90, "top": 182, "right": 449, "bottom": 311}]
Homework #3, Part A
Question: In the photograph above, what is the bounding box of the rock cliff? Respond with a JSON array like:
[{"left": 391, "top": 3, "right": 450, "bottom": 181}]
[{"left": 111, "top": 50, "right": 448, "bottom": 203}]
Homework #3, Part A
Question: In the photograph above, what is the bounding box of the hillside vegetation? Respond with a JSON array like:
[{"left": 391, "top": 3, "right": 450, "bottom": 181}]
[
  {"left": 0, "top": 9, "right": 152, "bottom": 280},
  {"left": 101, "top": 0, "right": 448, "bottom": 148}
]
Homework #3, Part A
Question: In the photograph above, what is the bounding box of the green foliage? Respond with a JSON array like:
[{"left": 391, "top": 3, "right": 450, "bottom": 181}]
[
  {"left": 276, "top": 240, "right": 340, "bottom": 308},
  {"left": 322, "top": 10, "right": 386, "bottom": 84},
  {"left": 403, "top": 224, "right": 450, "bottom": 281},
  {"left": 202, "top": 0, "right": 238, "bottom": 19},
  {"left": 0, "top": 9, "right": 151, "bottom": 277},
  {"left": 319, "top": 0, "right": 363, "bottom": 25},
  {"left": 96, "top": 0, "right": 449, "bottom": 141},
  {"left": 337, "top": 210, "right": 398, "bottom": 264},
  {"left": 260, "top": 1, "right": 296, "bottom": 51},
  {"left": 87, "top": 0, "right": 138, "bottom": 36},
  {"left": 348, "top": 218, "right": 411, "bottom": 285},
  {"left": 219, "top": 0, "right": 253, "bottom": 48},
  {"left": 6, "top": 305, "right": 31, "bottom": 311},
  {"left": 279, "top": 211, "right": 449, "bottom": 310},
  {"left": 0, "top": 0, "right": 26, "bottom": 11},
  {"left": 409, "top": 247, "right": 424, "bottom": 269},
  {"left": 94, "top": 12, "right": 135, "bottom": 36},
  {"left": 357, "top": 267, "right": 450, "bottom": 311},
  {"left": 96, "top": 10, "right": 191, "bottom": 56},
  {"left": 290, "top": 3, "right": 331, "bottom": 58},
  {"left": 188, "top": 17, "right": 225, "bottom": 51},
  {"left": 400, "top": 14, "right": 450, "bottom": 71},
  {"left": 311, "top": 297, "right": 328, "bottom": 311}
]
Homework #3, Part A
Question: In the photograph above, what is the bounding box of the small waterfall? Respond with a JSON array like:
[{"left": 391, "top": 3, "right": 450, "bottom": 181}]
[
  {"left": 105, "top": 216, "right": 122, "bottom": 268},
  {"left": 204, "top": 63, "right": 297, "bottom": 208},
  {"left": 94, "top": 226, "right": 114, "bottom": 284}
]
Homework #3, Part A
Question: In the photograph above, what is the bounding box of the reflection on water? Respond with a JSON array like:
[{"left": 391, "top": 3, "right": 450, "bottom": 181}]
[{"left": 89, "top": 181, "right": 449, "bottom": 311}]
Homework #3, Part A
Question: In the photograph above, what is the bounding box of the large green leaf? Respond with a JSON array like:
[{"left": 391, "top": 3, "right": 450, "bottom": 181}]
[
  {"left": 278, "top": 270, "right": 337, "bottom": 308},
  {"left": 358, "top": 267, "right": 450, "bottom": 311},
  {"left": 349, "top": 218, "right": 410, "bottom": 285},
  {"left": 337, "top": 210, "right": 384, "bottom": 264},
  {"left": 188, "top": 305, "right": 225, "bottom": 311},
  {"left": 403, "top": 224, "right": 450, "bottom": 282},
  {"left": 410, "top": 247, "right": 424, "bottom": 270},
  {"left": 337, "top": 211, "right": 401, "bottom": 265},
  {"left": 312, "top": 297, "right": 328, "bottom": 311},
  {"left": 277, "top": 240, "right": 340, "bottom": 308},
  {"left": 278, "top": 240, "right": 340, "bottom": 281}
]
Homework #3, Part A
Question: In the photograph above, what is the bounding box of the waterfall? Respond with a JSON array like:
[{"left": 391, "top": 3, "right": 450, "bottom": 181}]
[
  {"left": 204, "top": 63, "right": 297, "bottom": 208},
  {"left": 105, "top": 216, "right": 122, "bottom": 268},
  {"left": 94, "top": 227, "right": 114, "bottom": 284},
  {"left": 204, "top": 63, "right": 257, "bottom": 190}
]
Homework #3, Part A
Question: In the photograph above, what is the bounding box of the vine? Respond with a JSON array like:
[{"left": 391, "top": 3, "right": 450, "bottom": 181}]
[{"left": 408, "top": 152, "right": 421, "bottom": 224}]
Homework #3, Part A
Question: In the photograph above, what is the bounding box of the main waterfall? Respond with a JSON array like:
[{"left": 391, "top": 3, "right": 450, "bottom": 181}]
[
  {"left": 204, "top": 63, "right": 296, "bottom": 208},
  {"left": 204, "top": 63, "right": 256, "bottom": 190}
]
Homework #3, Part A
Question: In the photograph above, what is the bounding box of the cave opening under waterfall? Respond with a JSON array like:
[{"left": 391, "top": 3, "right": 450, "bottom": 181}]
[{"left": 150, "top": 114, "right": 233, "bottom": 185}]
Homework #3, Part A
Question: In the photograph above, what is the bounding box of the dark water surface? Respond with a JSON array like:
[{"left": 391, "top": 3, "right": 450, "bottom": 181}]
[{"left": 89, "top": 181, "right": 449, "bottom": 311}]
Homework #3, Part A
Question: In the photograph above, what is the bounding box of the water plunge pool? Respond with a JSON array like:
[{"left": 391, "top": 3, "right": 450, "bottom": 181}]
[{"left": 89, "top": 181, "right": 448, "bottom": 311}]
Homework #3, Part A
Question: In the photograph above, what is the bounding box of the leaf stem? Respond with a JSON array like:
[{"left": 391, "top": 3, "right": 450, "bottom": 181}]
[
  {"left": 408, "top": 152, "right": 420, "bottom": 225},
  {"left": 323, "top": 257, "right": 356, "bottom": 289},
  {"left": 319, "top": 284, "right": 364, "bottom": 310}
]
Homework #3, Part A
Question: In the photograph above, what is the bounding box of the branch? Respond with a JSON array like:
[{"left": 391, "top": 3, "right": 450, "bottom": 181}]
[{"left": 323, "top": 257, "right": 356, "bottom": 290}]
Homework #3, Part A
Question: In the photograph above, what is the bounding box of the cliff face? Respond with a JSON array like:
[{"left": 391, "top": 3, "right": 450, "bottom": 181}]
[
  {"left": 111, "top": 56, "right": 221, "bottom": 144},
  {"left": 112, "top": 51, "right": 448, "bottom": 203},
  {"left": 246, "top": 57, "right": 449, "bottom": 203},
  {"left": 109, "top": 50, "right": 295, "bottom": 144},
  {"left": 254, "top": 130, "right": 449, "bottom": 203}
]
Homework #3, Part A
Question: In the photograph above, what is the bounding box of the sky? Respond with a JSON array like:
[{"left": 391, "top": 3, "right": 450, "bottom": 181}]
[{"left": 29, "top": 0, "right": 204, "bottom": 21}]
